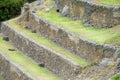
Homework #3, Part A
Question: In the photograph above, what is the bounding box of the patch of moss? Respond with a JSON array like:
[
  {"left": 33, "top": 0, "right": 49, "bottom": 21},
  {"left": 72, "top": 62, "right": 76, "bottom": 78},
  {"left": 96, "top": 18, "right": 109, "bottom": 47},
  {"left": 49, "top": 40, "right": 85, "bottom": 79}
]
[
  {"left": 111, "top": 73, "right": 120, "bottom": 80},
  {"left": 36, "top": 7, "right": 120, "bottom": 46},
  {"left": 0, "top": 35, "right": 59, "bottom": 80},
  {"left": 8, "top": 19, "right": 89, "bottom": 66}
]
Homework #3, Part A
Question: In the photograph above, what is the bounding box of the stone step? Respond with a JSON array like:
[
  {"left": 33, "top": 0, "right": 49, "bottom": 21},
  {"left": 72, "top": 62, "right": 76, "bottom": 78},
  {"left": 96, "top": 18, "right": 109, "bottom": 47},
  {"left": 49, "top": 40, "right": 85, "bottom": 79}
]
[
  {"left": 0, "top": 35, "right": 59, "bottom": 80},
  {"left": 26, "top": 8, "right": 117, "bottom": 62},
  {"left": 1, "top": 21, "right": 89, "bottom": 80}
]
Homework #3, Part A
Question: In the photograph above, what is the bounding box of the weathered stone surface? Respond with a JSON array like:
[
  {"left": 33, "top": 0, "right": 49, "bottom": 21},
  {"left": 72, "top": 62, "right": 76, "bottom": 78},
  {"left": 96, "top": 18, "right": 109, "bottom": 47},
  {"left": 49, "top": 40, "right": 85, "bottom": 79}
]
[
  {"left": 116, "top": 58, "right": 120, "bottom": 72},
  {"left": 18, "top": 3, "right": 30, "bottom": 23},
  {"left": 114, "top": 48, "right": 120, "bottom": 58},
  {"left": 98, "top": 58, "right": 113, "bottom": 70},
  {"left": 21, "top": 3, "right": 30, "bottom": 14},
  {"left": 61, "top": 5, "right": 69, "bottom": 17},
  {"left": 45, "top": 8, "right": 50, "bottom": 12},
  {"left": 28, "top": 12, "right": 117, "bottom": 62},
  {"left": 54, "top": 0, "right": 120, "bottom": 28},
  {"left": 1, "top": 22, "right": 82, "bottom": 80},
  {"left": 0, "top": 52, "right": 34, "bottom": 80}
]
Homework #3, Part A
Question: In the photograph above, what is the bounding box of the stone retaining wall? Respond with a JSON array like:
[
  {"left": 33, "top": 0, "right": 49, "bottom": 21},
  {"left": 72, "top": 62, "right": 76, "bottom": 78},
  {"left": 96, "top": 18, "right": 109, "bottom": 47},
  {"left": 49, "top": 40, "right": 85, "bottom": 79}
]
[
  {"left": 0, "top": 52, "right": 34, "bottom": 80},
  {"left": 1, "top": 22, "right": 81, "bottom": 80},
  {"left": 28, "top": 12, "right": 117, "bottom": 62},
  {"left": 54, "top": 0, "right": 120, "bottom": 28}
]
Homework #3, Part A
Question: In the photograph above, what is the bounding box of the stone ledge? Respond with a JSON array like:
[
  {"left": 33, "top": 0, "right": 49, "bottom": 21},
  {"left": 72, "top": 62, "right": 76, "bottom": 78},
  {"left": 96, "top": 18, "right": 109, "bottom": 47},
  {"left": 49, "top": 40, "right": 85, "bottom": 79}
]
[
  {"left": 28, "top": 12, "right": 117, "bottom": 62},
  {"left": 54, "top": 0, "right": 120, "bottom": 28},
  {"left": 1, "top": 22, "right": 82, "bottom": 80},
  {"left": 0, "top": 52, "right": 35, "bottom": 80}
]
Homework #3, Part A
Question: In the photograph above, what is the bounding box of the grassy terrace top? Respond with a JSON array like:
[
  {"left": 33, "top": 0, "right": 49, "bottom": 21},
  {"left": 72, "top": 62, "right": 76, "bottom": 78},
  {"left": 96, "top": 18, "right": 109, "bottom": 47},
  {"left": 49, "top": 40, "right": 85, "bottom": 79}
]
[
  {"left": 36, "top": 8, "right": 120, "bottom": 46},
  {"left": 93, "top": 0, "right": 120, "bottom": 6},
  {"left": 8, "top": 19, "right": 88, "bottom": 66},
  {"left": 111, "top": 73, "right": 120, "bottom": 80},
  {"left": 0, "top": 35, "right": 59, "bottom": 80},
  {"left": 0, "top": 75, "right": 4, "bottom": 80}
]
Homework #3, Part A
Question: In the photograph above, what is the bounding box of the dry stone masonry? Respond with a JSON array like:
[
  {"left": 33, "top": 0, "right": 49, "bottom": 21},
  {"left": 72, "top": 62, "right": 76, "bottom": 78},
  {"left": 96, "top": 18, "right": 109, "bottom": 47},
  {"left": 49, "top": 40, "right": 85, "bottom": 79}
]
[
  {"left": 0, "top": 52, "right": 34, "bottom": 80},
  {"left": 28, "top": 12, "right": 117, "bottom": 62},
  {"left": 1, "top": 22, "right": 82, "bottom": 80},
  {"left": 55, "top": 0, "right": 120, "bottom": 28},
  {"left": 0, "top": 0, "right": 120, "bottom": 80}
]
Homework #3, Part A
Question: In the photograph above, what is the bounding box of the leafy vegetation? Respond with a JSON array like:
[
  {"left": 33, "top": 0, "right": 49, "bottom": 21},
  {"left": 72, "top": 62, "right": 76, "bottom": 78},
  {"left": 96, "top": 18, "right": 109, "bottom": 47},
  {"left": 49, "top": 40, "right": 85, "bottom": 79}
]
[
  {"left": 24, "top": 0, "right": 36, "bottom": 3},
  {"left": 111, "top": 73, "right": 120, "bottom": 80},
  {"left": 8, "top": 19, "right": 89, "bottom": 66},
  {"left": 36, "top": 8, "right": 120, "bottom": 45},
  {"left": 0, "top": 35, "right": 59, "bottom": 80},
  {"left": 0, "top": 0, "right": 36, "bottom": 22},
  {"left": 0, "top": 0, "right": 23, "bottom": 22}
]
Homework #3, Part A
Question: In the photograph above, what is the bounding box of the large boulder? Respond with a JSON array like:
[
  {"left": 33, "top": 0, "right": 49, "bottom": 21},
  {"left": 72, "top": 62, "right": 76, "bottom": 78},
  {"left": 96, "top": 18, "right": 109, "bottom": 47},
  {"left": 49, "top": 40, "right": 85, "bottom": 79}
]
[{"left": 61, "top": 5, "right": 69, "bottom": 17}]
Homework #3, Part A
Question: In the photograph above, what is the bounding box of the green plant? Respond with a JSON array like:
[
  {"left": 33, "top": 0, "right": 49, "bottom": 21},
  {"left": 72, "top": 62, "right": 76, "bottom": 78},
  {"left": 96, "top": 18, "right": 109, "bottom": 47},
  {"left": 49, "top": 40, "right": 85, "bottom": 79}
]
[
  {"left": 24, "top": 0, "right": 36, "bottom": 3},
  {"left": 0, "top": 0, "right": 23, "bottom": 22},
  {"left": 111, "top": 73, "right": 120, "bottom": 80}
]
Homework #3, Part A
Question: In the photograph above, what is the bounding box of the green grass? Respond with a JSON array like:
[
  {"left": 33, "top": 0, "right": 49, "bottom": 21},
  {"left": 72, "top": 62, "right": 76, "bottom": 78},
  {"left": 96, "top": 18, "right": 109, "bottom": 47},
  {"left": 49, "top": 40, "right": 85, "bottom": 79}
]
[
  {"left": 98, "top": 0, "right": 120, "bottom": 6},
  {"left": 0, "top": 35, "right": 59, "bottom": 80},
  {"left": 110, "top": 73, "right": 120, "bottom": 80},
  {"left": 36, "top": 8, "right": 120, "bottom": 46},
  {"left": 8, "top": 19, "right": 89, "bottom": 66},
  {"left": 0, "top": 75, "right": 4, "bottom": 80}
]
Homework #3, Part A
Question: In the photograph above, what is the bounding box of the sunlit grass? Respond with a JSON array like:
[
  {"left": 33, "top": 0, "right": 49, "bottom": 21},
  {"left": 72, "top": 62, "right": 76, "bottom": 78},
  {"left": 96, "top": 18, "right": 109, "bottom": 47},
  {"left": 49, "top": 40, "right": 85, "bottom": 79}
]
[
  {"left": 36, "top": 8, "right": 120, "bottom": 46},
  {"left": 92, "top": 0, "right": 120, "bottom": 6},
  {"left": 93, "top": 0, "right": 120, "bottom": 6},
  {"left": 110, "top": 73, "right": 120, "bottom": 80},
  {"left": 8, "top": 19, "right": 89, "bottom": 66},
  {"left": 0, "top": 36, "right": 59, "bottom": 80},
  {"left": 0, "top": 75, "right": 4, "bottom": 80}
]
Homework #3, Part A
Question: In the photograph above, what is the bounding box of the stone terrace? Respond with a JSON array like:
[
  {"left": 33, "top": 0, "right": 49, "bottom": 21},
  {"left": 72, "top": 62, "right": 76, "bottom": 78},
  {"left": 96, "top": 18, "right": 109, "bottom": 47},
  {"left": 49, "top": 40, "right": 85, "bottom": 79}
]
[{"left": 0, "top": 0, "right": 120, "bottom": 80}]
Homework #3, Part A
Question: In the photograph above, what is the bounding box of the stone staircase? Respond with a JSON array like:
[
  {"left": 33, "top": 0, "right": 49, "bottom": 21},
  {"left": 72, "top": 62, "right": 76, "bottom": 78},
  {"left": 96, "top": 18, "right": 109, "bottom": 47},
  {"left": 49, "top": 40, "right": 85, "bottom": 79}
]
[{"left": 0, "top": 0, "right": 120, "bottom": 80}]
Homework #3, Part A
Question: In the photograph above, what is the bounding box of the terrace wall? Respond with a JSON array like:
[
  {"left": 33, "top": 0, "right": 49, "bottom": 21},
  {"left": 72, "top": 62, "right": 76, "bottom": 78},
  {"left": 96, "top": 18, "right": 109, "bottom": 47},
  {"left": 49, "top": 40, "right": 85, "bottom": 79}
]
[
  {"left": 1, "top": 22, "right": 81, "bottom": 80},
  {"left": 28, "top": 12, "right": 117, "bottom": 62},
  {"left": 0, "top": 52, "right": 34, "bottom": 80},
  {"left": 55, "top": 0, "right": 120, "bottom": 28}
]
